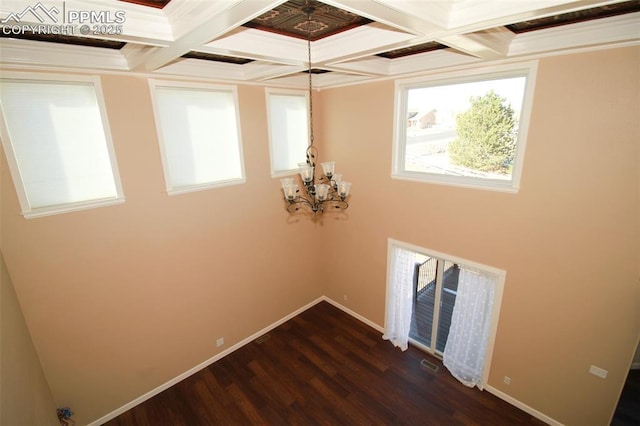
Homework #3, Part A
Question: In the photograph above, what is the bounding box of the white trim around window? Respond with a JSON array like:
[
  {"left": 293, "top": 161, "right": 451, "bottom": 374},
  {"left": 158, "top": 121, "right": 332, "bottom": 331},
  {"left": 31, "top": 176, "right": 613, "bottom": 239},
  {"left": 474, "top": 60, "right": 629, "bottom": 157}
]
[
  {"left": 265, "top": 87, "right": 309, "bottom": 178},
  {"left": 148, "top": 79, "right": 246, "bottom": 195},
  {"left": 392, "top": 61, "right": 538, "bottom": 193},
  {"left": 385, "top": 238, "right": 505, "bottom": 388},
  {"left": 0, "top": 72, "right": 124, "bottom": 219}
]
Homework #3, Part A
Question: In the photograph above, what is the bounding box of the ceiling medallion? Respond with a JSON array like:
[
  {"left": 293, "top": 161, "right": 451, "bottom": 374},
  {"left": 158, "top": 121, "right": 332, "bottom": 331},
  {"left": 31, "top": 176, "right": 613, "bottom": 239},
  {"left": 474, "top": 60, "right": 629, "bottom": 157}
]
[{"left": 294, "top": 19, "right": 328, "bottom": 34}]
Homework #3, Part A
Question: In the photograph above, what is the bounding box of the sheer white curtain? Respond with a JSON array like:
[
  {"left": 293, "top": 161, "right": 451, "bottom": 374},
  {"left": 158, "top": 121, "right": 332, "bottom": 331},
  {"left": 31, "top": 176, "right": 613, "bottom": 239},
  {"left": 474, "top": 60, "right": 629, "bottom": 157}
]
[
  {"left": 383, "top": 244, "right": 417, "bottom": 351},
  {"left": 443, "top": 268, "right": 497, "bottom": 390}
]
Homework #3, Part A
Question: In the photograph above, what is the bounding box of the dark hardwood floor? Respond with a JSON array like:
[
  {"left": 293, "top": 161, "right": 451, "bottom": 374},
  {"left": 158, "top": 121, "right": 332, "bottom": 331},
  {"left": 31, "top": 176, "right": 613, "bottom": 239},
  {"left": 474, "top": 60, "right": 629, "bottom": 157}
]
[
  {"left": 611, "top": 369, "right": 640, "bottom": 426},
  {"left": 105, "top": 301, "right": 546, "bottom": 425}
]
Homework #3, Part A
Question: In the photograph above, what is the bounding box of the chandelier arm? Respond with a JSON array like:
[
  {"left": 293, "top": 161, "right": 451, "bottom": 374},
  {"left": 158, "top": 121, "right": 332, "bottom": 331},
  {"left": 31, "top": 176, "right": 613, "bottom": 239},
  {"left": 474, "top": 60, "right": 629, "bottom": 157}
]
[
  {"left": 319, "top": 199, "right": 349, "bottom": 210},
  {"left": 287, "top": 202, "right": 306, "bottom": 213},
  {"left": 288, "top": 201, "right": 320, "bottom": 213},
  {"left": 287, "top": 193, "right": 316, "bottom": 210}
]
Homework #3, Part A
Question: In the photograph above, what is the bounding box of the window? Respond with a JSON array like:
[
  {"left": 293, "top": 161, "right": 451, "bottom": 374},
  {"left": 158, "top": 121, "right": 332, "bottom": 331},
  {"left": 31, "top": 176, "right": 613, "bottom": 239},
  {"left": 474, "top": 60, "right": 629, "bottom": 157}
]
[
  {"left": 0, "top": 73, "right": 124, "bottom": 218},
  {"left": 265, "top": 88, "right": 309, "bottom": 176},
  {"left": 393, "top": 61, "right": 537, "bottom": 192},
  {"left": 149, "top": 80, "right": 245, "bottom": 194}
]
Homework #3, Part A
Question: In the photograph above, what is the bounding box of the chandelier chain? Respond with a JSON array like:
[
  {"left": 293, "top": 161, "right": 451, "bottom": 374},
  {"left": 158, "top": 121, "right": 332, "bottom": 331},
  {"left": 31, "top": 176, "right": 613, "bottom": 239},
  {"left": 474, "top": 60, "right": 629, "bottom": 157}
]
[
  {"left": 278, "top": 1, "right": 351, "bottom": 216},
  {"left": 307, "top": 12, "right": 314, "bottom": 148}
]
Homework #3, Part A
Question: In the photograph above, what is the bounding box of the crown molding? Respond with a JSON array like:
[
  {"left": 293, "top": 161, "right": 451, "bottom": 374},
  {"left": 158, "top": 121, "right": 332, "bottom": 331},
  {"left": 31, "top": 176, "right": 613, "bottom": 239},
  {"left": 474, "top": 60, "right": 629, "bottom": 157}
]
[
  {"left": 508, "top": 12, "right": 640, "bottom": 57},
  {"left": 448, "top": 0, "right": 621, "bottom": 31},
  {"left": 0, "top": 38, "right": 128, "bottom": 71}
]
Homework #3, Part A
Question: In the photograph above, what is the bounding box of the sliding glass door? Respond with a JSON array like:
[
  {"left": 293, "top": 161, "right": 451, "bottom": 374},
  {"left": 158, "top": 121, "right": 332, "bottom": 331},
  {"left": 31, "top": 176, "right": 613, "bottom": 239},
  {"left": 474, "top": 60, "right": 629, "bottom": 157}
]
[
  {"left": 409, "top": 257, "right": 460, "bottom": 355},
  {"left": 384, "top": 239, "right": 506, "bottom": 388}
]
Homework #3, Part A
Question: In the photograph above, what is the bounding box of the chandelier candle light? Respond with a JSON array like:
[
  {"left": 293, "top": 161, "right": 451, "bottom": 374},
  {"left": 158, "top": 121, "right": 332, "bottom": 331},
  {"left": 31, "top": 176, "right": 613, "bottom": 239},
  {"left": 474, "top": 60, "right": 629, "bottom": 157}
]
[{"left": 280, "top": 1, "right": 351, "bottom": 214}]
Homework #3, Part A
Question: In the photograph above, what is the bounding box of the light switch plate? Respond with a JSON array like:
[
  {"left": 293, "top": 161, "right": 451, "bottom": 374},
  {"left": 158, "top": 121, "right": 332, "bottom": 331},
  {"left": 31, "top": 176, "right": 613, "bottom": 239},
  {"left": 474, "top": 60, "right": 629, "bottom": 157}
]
[{"left": 589, "top": 365, "right": 607, "bottom": 379}]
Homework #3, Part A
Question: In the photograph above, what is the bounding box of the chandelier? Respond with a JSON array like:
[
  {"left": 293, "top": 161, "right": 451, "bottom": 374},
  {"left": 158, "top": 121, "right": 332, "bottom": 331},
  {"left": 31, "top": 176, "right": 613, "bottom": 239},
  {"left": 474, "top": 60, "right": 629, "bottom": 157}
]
[{"left": 280, "top": 1, "right": 351, "bottom": 215}]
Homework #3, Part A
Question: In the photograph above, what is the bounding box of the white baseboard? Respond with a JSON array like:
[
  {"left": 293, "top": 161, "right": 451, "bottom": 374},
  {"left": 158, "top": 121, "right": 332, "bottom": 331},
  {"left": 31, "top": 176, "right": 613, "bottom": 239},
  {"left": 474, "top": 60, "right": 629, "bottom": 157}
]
[
  {"left": 321, "top": 296, "right": 384, "bottom": 333},
  {"left": 89, "top": 296, "right": 325, "bottom": 426},
  {"left": 631, "top": 362, "right": 640, "bottom": 370},
  {"left": 91, "top": 296, "right": 562, "bottom": 426},
  {"left": 485, "top": 385, "right": 563, "bottom": 426}
]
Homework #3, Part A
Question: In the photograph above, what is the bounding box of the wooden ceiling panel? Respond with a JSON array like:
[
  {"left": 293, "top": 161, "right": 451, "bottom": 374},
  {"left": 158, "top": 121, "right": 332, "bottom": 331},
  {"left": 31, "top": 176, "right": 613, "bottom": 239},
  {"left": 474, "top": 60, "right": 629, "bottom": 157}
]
[
  {"left": 243, "top": 0, "right": 371, "bottom": 41},
  {"left": 0, "top": 32, "right": 126, "bottom": 49},
  {"left": 377, "top": 41, "right": 448, "bottom": 59},
  {"left": 119, "top": 0, "right": 171, "bottom": 9},
  {"left": 182, "top": 51, "right": 253, "bottom": 65},
  {"left": 506, "top": 0, "right": 640, "bottom": 33}
]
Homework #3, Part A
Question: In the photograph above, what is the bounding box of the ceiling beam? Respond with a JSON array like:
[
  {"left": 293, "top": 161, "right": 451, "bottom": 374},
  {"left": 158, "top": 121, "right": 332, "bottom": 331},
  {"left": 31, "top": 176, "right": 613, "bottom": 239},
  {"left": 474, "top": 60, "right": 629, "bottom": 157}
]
[
  {"left": 322, "top": 0, "right": 446, "bottom": 35},
  {"left": 437, "top": 27, "right": 515, "bottom": 60},
  {"left": 127, "top": 0, "right": 285, "bottom": 72}
]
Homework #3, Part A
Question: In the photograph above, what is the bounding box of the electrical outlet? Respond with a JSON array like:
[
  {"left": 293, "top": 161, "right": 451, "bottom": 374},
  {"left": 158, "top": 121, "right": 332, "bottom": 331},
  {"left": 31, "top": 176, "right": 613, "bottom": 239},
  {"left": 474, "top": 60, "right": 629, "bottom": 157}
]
[
  {"left": 504, "top": 376, "right": 511, "bottom": 385},
  {"left": 589, "top": 365, "right": 607, "bottom": 379},
  {"left": 216, "top": 337, "right": 224, "bottom": 347},
  {"left": 343, "top": 294, "right": 348, "bottom": 301}
]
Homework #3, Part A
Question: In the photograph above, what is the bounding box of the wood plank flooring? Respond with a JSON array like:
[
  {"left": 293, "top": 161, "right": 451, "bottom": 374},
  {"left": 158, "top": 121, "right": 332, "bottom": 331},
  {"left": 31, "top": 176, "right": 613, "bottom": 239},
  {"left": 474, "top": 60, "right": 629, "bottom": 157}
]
[
  {"left": 611, "top": 369, "right": 640, "bottom": 425},
  {"left": 105, "top": 301, "right": 546, "bottom": 426}
]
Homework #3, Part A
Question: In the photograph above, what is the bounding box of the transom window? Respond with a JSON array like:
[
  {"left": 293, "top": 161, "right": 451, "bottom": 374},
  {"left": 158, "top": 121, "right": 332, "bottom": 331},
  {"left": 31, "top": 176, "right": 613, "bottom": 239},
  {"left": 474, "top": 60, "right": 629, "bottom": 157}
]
[
  {"left": 265, "top": 88, "right": 309, "bottom": 176},
  {"left": 148, "top": 80, "right": 245, "bottom": 194},
  {"left": 393, "top": 61, "right": 537, "bottom": 192},
  {"left": 0, "top": 73, "right": 124, "bottom": 218}
]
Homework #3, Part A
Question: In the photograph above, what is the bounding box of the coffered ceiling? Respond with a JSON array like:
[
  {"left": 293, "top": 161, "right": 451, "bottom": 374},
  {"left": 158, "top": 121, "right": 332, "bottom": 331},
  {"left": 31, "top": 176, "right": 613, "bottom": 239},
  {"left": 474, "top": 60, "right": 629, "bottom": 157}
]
[{"left": 0, "top": 0, "right": 638, "bottom": 88}]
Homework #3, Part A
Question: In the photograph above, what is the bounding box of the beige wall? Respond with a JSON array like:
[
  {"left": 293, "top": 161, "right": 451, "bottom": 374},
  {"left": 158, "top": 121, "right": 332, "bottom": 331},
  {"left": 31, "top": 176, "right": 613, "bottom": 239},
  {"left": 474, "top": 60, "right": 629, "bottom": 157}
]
[
  {"left": 319, "top": 46, "right": 640, "bottom": 425},
  {"left": 0, "top": 118, "right": 58, "bottom": 425},
  {"left": 1, "top": 47, "right": 638, "bottom": 426},
  {"left": 0, "top": 77, "right": 321, "bottom": 424},
  {"left": 1, "top": 256, "right": 58, "bottom": 424}
]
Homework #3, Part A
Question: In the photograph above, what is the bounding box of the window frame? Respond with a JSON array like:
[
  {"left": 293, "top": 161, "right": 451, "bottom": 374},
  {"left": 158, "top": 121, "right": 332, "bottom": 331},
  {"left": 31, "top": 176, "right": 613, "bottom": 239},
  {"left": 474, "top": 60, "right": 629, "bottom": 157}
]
[
  {"left": 392, "top": 61, "right": 538, "bottom": 193},
  {"left": 265, "top": 87, "right": 310, "bottom": 178},
  {"left": 0, "top": 72, "right": 124, "bottom": 219},
  {"left": 386, "top": 238, "right": 505, "bottom": 387},
  {"left": 148, "top": 79, "right": 246, "bottom": 195}
]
